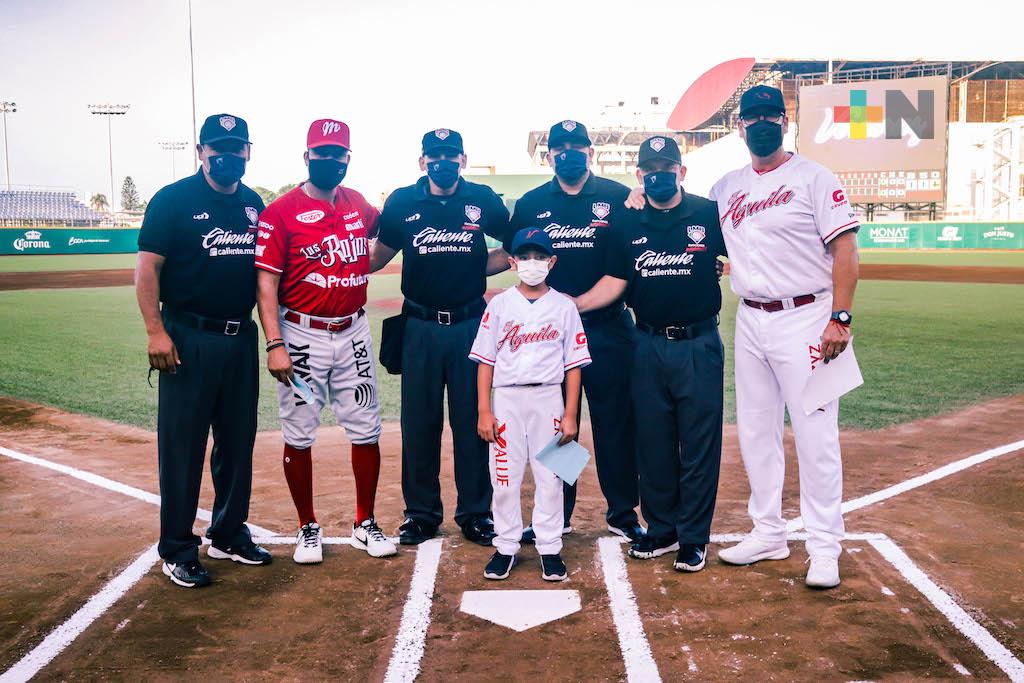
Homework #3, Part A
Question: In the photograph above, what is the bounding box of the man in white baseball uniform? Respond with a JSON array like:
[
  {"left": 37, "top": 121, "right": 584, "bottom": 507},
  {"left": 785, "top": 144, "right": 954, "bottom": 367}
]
[
  {"left": 711, "top": 85, "right": 860, "bottom": 588},
  {"left": 470, "top": 227, "right": 591, "bottom": 582}
]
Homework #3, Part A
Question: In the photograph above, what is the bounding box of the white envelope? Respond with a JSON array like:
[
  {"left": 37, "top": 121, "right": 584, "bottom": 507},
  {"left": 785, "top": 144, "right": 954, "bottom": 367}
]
[{"left": 802, "top": 339, "right": 863, "bottom": 415}]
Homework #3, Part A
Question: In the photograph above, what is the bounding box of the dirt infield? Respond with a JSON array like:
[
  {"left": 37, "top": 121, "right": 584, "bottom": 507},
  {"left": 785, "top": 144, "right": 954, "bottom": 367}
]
[
  {"left": 1, "top": 394, "right": 1022, "bottom": 679},
  {"left": 0, "top": 261, "right": 1021, "bottom": 291}
]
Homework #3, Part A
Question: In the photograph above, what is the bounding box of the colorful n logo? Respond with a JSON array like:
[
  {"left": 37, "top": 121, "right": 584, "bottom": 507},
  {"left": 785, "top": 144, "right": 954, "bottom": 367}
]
[{"left": 832, "top": 90, "right": 884, "bottom": 140}]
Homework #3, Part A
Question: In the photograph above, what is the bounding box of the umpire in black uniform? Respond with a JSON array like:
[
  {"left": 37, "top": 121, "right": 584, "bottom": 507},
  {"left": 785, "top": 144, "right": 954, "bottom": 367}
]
[
  {"left": 370, "top": 128, "right": 510, "bottom": 546},
  {"left": 576, "top": 135, "right": 725, "bottom": 573},
  {"left": 136, "top": 113, "right": 272, "bottom": 588},
  {"left": 503, "top": 120, "right": 645, "bottom": 543}
]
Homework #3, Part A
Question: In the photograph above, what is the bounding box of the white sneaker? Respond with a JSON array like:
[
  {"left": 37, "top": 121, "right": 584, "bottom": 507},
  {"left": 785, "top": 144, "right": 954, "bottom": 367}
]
[
  {"left": 805, "top": 555, "right": 841, "bottom": 589},
  {"left": 293, "top": 522, "right": 323, "bottom": 564},
  {"left": 352, "top": 518, "right": 398, "bottom": 558},
  {"left": 718, "top": 536, "right": 790, "bottom": 565}
]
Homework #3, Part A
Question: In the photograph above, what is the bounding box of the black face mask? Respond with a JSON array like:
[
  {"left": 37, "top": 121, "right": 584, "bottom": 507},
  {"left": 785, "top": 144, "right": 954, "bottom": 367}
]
[
  {"left": 744, "top": 121, "right": 783, "bottom": 157},
  {"left": 308, "top": 158, "right": 348, "bottom": 191}
]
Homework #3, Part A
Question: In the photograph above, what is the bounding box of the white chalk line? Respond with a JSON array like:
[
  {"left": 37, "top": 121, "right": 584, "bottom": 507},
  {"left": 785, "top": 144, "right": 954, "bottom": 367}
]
[
  {"left": 0, "top": 535, "right": 413, "bottom": 682},
  {"left": 870, "top": 537, "right": 1024, "bottom": 682},
  {"left": 598, "top": 536, "right": 662, "bottom": 683},
  {"left": 787, "top": 439, "right": 1024, "bottom": 532},
  {"left": 383, "top": 538, "right": 443, "bottom": 683},
  {"left": 0, "top": 444, "right": 277, "bottom": 537},
  {"left": 0, "top": 544, "right": 160, "bottom": 683}
]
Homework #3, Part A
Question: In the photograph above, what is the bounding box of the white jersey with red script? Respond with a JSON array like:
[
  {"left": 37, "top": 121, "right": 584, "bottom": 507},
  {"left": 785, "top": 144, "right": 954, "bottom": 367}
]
[
  {"left": 469, "top": 286, "right": 591, "bottom": 387},
  {"left": 255, "top": 184, "right": 379, "bottom": 318},
  {"left": 709, "top": 153, "right": 859, "bottom": 300}
]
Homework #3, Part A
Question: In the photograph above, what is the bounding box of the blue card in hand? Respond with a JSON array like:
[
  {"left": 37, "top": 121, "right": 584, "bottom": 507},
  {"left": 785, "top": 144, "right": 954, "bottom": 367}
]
[{"left": 535, "top": 435, "right": 591, "bottom": 486}]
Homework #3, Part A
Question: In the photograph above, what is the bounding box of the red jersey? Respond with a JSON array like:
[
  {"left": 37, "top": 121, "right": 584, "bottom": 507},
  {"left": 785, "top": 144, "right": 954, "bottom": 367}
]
[{"left": 255, "top": 184, "right": 380, "bottom": 317}]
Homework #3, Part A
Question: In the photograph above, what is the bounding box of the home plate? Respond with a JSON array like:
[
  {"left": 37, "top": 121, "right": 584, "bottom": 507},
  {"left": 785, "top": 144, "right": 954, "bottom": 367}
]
[{"left": 459, "top": 590, "right": 581, "bottom": 631}]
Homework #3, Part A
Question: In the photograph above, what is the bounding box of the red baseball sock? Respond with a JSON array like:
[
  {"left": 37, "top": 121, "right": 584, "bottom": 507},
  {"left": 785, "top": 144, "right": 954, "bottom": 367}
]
[
  {"left": 283, "top": 444, "right": 316, "bottom": 527},
  {"left": 351, "top": 442, "right": 381, "bottom": 525}
]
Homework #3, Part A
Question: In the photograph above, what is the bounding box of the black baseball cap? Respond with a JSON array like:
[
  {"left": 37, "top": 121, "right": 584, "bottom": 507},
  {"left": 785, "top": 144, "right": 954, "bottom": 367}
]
[
  {"left": 548, "top": 119, "right": 591, "bottom": 149},
  {"left": 422, "top": 128, "right": 464, "bottom": 156},
  {"left": 510, "top": 227, "right": 553, "bottom": 256},
  {"left": 637, "top": 135, "right": 682, "bottom": 167},
  {"left": 739, "top": 85, "right": 786, "bottom": 118},
  {"left": 199, "top": 113, "right": 250, "bottom": 145}
]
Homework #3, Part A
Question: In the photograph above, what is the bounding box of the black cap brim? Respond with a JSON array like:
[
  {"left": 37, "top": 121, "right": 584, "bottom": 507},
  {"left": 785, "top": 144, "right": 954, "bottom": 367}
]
[
  {"left": 739, "top": 105, "right": 785, "bottom": 118},
  {"left": 201, "top": 135, "right": 251, "bottom": 145}
]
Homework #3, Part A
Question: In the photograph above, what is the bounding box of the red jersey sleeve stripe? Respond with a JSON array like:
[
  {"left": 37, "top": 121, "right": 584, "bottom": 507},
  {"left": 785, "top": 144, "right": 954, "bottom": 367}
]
[
  {"left": 469, "top": 352, "right": 496, "bottom": 366},
  {"left": 565, "top": 357, "right": 592, "bottom": 370},
  {"left": 254, "top": 261, "right": 284, "bottom": 273},
  {"left": 822, "top": 220, "right": 859, "bottom": 243}
]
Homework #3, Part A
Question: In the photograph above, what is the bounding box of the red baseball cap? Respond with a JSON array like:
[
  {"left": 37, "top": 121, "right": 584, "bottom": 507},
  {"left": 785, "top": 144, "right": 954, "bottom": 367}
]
[{"left": 307, "top": 118, "right": 351, "bottom": 150}]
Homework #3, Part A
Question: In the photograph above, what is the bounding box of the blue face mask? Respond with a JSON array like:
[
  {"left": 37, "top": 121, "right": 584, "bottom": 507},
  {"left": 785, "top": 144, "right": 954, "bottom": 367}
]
[
  {"left": 208, "top": 154, "right": 246, "bottom": 186},
  {"left": 643, "top": 171, "right": 679, "bottom": 203},
  {"left": 426, "top": 159, "right": 460, "bottom": 189},
  {"left": 553, "top": 148, "right": 588, "bottom": 183},
  {"left": 308, "top": 158, "right": 348, "bottom": 191}
]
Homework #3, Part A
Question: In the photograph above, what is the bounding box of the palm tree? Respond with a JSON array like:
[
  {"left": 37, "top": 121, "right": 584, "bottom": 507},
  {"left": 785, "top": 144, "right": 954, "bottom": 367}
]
[{"left": 90, "top": 193, "right": 109, "bottom": 212}]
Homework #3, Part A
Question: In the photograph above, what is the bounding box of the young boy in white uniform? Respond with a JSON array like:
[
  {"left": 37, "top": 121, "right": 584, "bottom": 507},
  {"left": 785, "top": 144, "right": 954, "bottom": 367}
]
[{"left": 470, "top": 227, "right": 591, "bottom": 581}]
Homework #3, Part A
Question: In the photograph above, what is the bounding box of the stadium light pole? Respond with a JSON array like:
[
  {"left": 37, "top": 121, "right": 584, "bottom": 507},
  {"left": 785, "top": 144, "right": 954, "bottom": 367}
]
[
  {"left": 187, "top": 0, "right": 198, "bottom": 172},
  {"left": 159, "top": 140, "right": 189, "bottom": 180},
  {"left": 88, "top": 103, "right": 130, "bottom": 212},
  {"left": 0, "top": 101, "right": 15, "bottom": 191}
]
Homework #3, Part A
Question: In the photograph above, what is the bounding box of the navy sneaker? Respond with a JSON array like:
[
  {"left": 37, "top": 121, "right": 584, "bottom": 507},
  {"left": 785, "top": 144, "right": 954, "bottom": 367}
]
[
  {"left": 162, "top": 560, "right": 211, "bottom": 588},
  {"left": 207, "top": 539, "right": 272, "bottom": 566},
  {"left": 628, "top": 534, "right": 679, "bottom": 560},
  {"left": 484, "top": 552, "right": 516, "bottom": 580},
  {"left": 540, "top": 554, "right": 568, "bottom": 581},
  {"left": 673, "top": 544, "right": 707, "bottom": 572}
]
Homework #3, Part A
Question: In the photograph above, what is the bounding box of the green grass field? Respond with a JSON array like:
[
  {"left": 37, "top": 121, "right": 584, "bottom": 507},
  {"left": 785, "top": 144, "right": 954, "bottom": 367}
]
[
  {"left": 0, "top": 270, "right": 1020, "bottom": 431},
  {"left": 2, "top": 250, "right": 1021, "bottom": 273},
  {"left": 0, "top": 253, "right": 139, "bottom": 272},
  {"left": 858, "top": 250, "right": 1024, "bottom": 267}
]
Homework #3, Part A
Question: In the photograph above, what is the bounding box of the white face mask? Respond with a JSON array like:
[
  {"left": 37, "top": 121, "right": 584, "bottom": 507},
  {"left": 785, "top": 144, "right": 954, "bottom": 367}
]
[{"left": 515, "top": 258, "right": 550, "bottom": 286}]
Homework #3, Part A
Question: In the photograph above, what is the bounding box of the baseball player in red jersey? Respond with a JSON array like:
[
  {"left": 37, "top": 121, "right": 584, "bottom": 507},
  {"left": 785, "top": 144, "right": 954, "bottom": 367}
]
[{"left": 255, "top": 118, "right": 396, "bottom": 563}]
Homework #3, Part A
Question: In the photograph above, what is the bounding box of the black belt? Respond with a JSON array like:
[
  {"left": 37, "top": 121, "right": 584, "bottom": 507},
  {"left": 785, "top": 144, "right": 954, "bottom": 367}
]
[
  {"left": 580, "top": 303, "right": 626, "bottom": 325},
  {"left": 403, "top": 298, "right": 486, "bottom": 326},
  {"left": 636, "top": 316, "right": 716, "bottom": 341},
  {"left": 164, "top": 307, "right": 251, "bottom": 336}
]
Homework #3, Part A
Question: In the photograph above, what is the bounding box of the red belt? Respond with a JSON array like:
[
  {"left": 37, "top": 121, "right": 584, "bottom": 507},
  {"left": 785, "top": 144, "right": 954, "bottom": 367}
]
[
  {"left": 743, "top": 294, "right": 816, "bottom": 312},
  {"left": 284, "top": 308, "right": 365, "bottom": 332}
]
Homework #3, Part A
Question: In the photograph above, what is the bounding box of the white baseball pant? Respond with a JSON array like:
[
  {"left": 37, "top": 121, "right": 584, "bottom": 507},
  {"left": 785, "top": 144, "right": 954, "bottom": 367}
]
[
  {"left": 490, "top": 384, "right": 564, "bottom": 557},
  {"left": 733, "top": 294, "right": 845, "bottom": 558},
  {"left": 277, "top": 310, "right": 382, "bottom": 448}
]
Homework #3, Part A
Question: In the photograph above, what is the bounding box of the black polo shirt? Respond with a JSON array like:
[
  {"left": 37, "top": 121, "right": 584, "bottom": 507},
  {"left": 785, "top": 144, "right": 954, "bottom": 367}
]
[
  {"left": 503, "top": 174, "right": 629, "bottom": 302},
  {"left": 377, "top": 176, "right": 509, "bottom": 310},
  {"left": 138, "top": 171, "right": 265, "bottom": 320},
  {"left": 603, "top": 191, "right": 726, "bottom": 327}
]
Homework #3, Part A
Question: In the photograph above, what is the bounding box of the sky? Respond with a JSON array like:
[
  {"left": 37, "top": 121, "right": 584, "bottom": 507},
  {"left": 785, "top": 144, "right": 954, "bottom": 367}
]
[{"left": 1, "top": 0, "right": 1021, "bottom": 207}]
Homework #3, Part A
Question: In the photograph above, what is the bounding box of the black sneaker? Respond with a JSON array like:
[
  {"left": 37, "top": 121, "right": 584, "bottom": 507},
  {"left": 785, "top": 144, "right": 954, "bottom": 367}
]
[
  {"left": 207, "top": 539, "right": 272, "bottom": 566},
  {"left": 540, "top": 554, "right": 568, "bottom": 582},
  {"left": 607, "top": 522, "right": 647, "bottom": 542},
  {"left": 461, "top": 516, "right": 497, "bottom": 546},
  {"left": 673, "top": 544, "right": 707, "bottom": 572},
  {"left": 162, "top": 560, "right": 211, "bottom": 588},
  {"left": 399, "top": 518, "right": 438, "bottom": 546},
  {"left": 484, "top": 551, "right": 516, "bottom": 580},
  {"left": 520, "top": 525, "right": 536, "bottom": 544},
  {"left": 627, "top": 534, "right": 680, "bottom": 560}
]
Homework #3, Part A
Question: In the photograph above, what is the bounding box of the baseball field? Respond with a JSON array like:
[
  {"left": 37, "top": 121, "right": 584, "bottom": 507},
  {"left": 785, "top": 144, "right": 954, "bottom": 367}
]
[{"left": 1, "top": 250, "right": 1022, "bottom": 681}]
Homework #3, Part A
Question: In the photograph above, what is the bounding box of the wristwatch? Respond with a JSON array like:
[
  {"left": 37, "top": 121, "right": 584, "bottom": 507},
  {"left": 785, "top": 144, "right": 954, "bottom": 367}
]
[{"left": 830, "top": 310, "right": 852, "bottom": 326}]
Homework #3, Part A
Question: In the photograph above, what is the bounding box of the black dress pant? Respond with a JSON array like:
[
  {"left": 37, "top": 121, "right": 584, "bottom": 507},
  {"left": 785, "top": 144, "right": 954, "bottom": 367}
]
[
  {"left": 400, "top": 314, "right": 491, "bottom": 529},
  {"left": 157, "top": 310, "right": 258, "bottom": 563},
  {"left": 563, "top": 308, "right": 641, "bottom": 529},
  {"left": 631, "top": 324, "right": 724, "bottom": 544}
]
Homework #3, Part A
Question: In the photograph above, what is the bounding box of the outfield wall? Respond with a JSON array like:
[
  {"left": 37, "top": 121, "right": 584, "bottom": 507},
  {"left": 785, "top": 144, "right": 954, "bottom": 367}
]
[{"left": 1, "top": 222, "right": 1022, "bottom": 255}]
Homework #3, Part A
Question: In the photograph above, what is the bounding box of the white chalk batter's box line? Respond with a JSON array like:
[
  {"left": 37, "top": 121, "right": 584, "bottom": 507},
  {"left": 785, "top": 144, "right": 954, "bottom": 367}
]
[{"left": 1, "top": 439, "right": 1023, "bottom": 682}]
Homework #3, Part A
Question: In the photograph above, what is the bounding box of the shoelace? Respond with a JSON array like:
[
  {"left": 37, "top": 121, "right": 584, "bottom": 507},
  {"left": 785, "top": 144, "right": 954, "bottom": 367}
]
[
  {"left": 300, "top": 525, "right": 321, "bottom": 548},
  {"left": 363, "top": 520, "right": 388, "bottom": 543}
]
